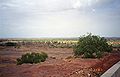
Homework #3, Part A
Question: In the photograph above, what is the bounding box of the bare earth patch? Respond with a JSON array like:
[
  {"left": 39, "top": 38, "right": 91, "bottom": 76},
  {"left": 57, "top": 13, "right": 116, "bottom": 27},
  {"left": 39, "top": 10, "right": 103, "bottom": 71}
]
[{"left": 0, "top": 46, "right": 120, "bottom": 77}]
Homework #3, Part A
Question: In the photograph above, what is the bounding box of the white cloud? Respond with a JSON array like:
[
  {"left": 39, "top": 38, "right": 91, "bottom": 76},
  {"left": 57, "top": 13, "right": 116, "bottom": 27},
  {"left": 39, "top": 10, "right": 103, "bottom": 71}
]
[
  {"left": 71, "top": 0, "right": 98, "bottom": 9},
  {"left": 0, "top": 0, "right": 120, "bottom": 38},
  {"left": 0, "top": 0, "right": 116, "bottom": 13},
  {"left": 0, "top": 0, "right": 72, "bottom": 12}
]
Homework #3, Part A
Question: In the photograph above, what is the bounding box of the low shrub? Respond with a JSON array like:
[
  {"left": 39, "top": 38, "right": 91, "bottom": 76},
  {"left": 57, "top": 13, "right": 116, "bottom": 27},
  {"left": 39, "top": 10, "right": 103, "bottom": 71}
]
[
  {"left": 0, "top": 42, "right": 18, "bottom": 46},
  {"left": 5, "top": 42, "right": 17, "bottom": 46},
  {"left": 17, "top": 52, "right": 48, "bottom": 65},
  {"left": 40, "top": 52, "right": 48, "bottom": 62}
]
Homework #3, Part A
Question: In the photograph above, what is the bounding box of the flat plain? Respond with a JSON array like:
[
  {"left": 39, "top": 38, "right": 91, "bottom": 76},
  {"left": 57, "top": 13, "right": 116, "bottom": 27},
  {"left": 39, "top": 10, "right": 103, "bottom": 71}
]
[{"left": 0, "top": 38, "right": 120, "bottom": 77}]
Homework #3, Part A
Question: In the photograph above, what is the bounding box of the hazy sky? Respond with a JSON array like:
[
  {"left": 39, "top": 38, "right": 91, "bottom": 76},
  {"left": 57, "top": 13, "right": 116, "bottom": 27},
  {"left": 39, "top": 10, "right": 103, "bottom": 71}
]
[{"left": 0, "top": 0, "right": 120, "bottom": 38}]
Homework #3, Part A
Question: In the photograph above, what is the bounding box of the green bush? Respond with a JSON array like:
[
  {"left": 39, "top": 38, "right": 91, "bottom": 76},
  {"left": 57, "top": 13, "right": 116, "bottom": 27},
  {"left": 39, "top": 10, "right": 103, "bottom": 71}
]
[
  {"left": 5, "top": 42, "right": 17, "bottom": 46},
  {"left": 17, "top": 52, "right": 48, "bottom": 65},
  {"left": 73, "top": 33, "right": 112, "bottom": 58},
  {"left": 40, "top": 52, "right": 48, "bottom": 62}
]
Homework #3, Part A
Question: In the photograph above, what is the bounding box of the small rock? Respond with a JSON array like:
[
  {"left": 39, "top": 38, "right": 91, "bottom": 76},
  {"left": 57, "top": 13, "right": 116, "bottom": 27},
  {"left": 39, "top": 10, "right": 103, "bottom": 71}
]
[
  {"left": 50, "top": 56, "right": 56, "bottom": 59},
  {"left": 88, "top": 73, "right": 91, "bottom": 77}
]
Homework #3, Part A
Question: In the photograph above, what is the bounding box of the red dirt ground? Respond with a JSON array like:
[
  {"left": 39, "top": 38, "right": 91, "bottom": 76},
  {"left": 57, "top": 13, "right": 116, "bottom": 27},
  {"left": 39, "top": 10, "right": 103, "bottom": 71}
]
[{"left": 0, "top": 46, "right": 120, "bottom": 77}]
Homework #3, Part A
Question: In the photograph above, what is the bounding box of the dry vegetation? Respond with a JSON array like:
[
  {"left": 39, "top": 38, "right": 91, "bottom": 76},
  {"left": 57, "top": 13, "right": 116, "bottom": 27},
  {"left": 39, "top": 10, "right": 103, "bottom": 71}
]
[{"left": 0, "top": 38, "right": 120, "bottom": 77}]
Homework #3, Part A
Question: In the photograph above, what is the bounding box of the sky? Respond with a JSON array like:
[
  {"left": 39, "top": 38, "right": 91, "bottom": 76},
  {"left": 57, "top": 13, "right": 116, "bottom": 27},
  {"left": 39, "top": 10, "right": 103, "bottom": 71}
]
[{"left": 0, "top": 0, "right": 120, "bottom": 38}]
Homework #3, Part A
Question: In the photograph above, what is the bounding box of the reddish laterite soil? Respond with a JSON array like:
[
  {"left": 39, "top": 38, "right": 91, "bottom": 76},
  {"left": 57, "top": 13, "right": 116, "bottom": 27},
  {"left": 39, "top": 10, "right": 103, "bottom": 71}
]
[{"left": 0, "top": 46, "right": 120, "bottom": 77}]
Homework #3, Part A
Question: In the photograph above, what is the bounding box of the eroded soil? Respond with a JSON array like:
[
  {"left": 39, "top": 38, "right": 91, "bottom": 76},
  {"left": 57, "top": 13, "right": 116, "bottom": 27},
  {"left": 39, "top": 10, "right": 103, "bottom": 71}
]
[{"left": 0, "top": 46, "right": 120, "bottom": 77}]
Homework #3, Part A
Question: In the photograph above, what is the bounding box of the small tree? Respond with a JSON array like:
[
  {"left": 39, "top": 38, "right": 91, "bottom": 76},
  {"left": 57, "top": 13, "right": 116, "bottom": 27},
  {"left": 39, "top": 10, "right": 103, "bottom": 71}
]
[{"left": 74, "top": 33, "right": 112, "bottom": 58}]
